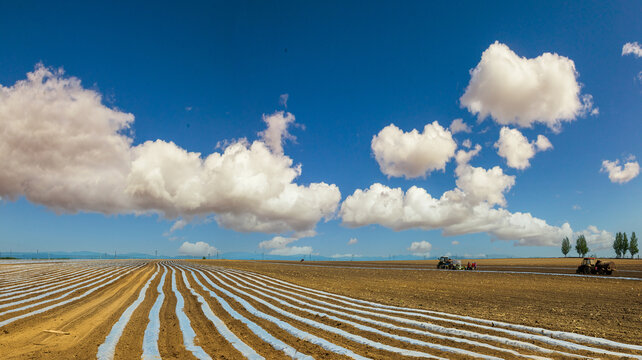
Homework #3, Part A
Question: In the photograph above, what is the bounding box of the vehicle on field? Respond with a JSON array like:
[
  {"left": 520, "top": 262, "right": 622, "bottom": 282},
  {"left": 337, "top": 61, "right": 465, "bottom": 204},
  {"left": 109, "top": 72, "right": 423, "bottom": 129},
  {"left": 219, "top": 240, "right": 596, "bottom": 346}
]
[
  {"left": 437, "top": 256, "right": 453, "bottom": 269},
  {"left": 576, "top": 257, "right": 616, "bottom": 275},
  {"left": 452, "top": 260, "right": 465, "bottom": 270}
]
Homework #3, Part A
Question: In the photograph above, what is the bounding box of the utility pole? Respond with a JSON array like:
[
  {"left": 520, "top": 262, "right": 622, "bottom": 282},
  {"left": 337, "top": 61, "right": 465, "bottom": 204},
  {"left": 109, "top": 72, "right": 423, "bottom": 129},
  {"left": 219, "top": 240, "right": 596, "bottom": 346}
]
[
  {"left": 155, "top": 250, "right": 158, "bottom": 258},
  {"left": 114, "top": 250, "right": 117, "bottom": 259}
]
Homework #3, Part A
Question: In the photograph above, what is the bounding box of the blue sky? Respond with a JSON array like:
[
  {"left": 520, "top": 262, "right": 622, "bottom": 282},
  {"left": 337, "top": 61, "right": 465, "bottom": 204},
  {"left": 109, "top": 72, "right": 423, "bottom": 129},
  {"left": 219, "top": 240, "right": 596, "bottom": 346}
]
[{"left": 0, "top": 1, "right": 640, "bottom": 258}]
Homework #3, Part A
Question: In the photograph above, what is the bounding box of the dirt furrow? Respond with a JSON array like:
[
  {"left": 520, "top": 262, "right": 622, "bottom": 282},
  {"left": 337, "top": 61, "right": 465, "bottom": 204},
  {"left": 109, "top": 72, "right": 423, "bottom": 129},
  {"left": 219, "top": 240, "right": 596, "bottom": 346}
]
[
  {"left": 225, "top": 267, "right": 642, "bottom": 359},
  {"left": 191, "top": 266, "right": 356, "bottom": 359},
  {"left": 158, "top": 265, "right": 198, "bottom": 359},
  {"left": 113, "top": 265, "right": 163, "bottom": 359},
  {"left": 201, "top": 267, "right": 452, "bottom": 359},
  {"left": 0, "top": 262, "right": 153, "bottom": 359}
]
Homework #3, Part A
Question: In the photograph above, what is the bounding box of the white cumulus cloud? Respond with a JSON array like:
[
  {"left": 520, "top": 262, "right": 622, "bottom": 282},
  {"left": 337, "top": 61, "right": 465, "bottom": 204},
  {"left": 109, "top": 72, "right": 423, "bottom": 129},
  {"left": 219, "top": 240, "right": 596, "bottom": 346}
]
[
  {"left": 0, "top": 64, "right": 341, "bottom": 235},
  {"left": 371, "top": 122, "right": 457, "bottom": 178},
  {"left": 494, "top": 127, "right": 553, "bottom": 169},
  {"left": 460, "top": 41, "right": 594, "bottom": 131},
  {"left": 178, "top": 241, "right": 217, "bottom": 257},
  {"left": 454, "top": 162, "right": 515, "bottom": 207},
  {"left": 340, "top": 140, "right": 601, "bottom": 247},
  {"left": 601, "top": 158, "right": 640, "bottom": 184},
  {"left": 258, "top": 231, "right": 316, "bottom": 256},
  {"left": 622, "top": 42, "right": 642, "bottom": 58},
  {"left": 408, "top": 240, "right": 432, "bottom": 256},
  {"left": 348, "top": 237, "right": 358, "bottom": 245},
  {"left": 449, "top": 118, "right": 471, "bottom": 134},
  {"left": 576, "top": 226, "right": 613, "bottom": 250},
  {"left": 269, "top": 246, "right": 313, "bottom": 256}
]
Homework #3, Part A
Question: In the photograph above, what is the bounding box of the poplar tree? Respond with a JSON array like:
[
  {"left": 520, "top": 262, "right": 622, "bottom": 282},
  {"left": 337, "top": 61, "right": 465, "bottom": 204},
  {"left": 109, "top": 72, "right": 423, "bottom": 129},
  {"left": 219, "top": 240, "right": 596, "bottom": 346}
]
[
  {"left": 561, "top": 237, "right": 571, "bottom": 257},
  {"left": 575, "top": 235, "right": 589, "bottom": 257},
  {"left": 614, "top": 232, "right": 623, "bottom": 258},
  {"left": 630, "top": 232, "right": 639, "bottom": 258}
]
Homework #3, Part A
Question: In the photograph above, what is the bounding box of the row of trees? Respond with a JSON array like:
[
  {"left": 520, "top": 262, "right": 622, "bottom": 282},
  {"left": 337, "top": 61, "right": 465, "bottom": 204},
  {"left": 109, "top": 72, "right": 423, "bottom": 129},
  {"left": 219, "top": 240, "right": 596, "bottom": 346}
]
[
  {"left": 560, "top": 232, "right": 639, "bottom": 258},
  {"left": 561, "top": 235, "right": 589, "bottom": 257},
  {"left": 614, "top": 232, "right": 638, "bottom": 258}
]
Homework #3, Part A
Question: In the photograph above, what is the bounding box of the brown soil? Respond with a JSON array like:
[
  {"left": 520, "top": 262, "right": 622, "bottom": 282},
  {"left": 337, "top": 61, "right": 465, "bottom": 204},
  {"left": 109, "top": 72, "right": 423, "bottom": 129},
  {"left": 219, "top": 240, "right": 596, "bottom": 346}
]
[
  {"left": 2, "top": 259, "right": 640, "bottom": 359},
  {"left": 0, "top": 263, "right": 153, "bottom": 359},
  {"left": 194, "top": 259, "right": 642, "bottom": 348}
]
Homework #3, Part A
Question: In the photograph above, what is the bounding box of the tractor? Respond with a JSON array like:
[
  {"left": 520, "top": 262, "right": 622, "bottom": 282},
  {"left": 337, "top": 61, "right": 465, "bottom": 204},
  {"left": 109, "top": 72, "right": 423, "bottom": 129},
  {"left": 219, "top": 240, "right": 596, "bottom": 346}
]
[
  {"left": 576, "top": 257, "right": 616, "bottom": 275},
  {"left": 437, "top": 256, "right": 453, "bottom": 269}
]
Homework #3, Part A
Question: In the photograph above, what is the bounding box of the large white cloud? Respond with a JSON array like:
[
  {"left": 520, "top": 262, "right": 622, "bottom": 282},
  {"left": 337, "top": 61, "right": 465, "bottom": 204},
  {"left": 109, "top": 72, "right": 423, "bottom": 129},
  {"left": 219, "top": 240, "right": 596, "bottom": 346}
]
[
  {"left": 341, "top": 143, "right": 603, "bottom": 247},
  {"left": 601, "top": 159, "right": 640, "bottom": 184},
  {"left": 371, "top": 122, "right": 457, "bottom": 178},
  {"left": 0, "top": 65, "right": 341, "bottom": 234},
  {"left": 460, "top": 42, "right": 595, "bottom": 131},
  {"left": 622, "top": 42, "right": 642, "bottom": 58},
  {"left": 0, "top": 65, "right": 134, "bottom": 213},
  {"left": 340, "top": 181, "right": 579, "bottom": 246},
  {"left": 408, "top": 240, "right": 432, "bottom": 256},
  {"left": 494, "top": 127, "right": 553, "bottom": 169},
  {"left": 178, "top": 241, "right": 217, "bottom": 257}
]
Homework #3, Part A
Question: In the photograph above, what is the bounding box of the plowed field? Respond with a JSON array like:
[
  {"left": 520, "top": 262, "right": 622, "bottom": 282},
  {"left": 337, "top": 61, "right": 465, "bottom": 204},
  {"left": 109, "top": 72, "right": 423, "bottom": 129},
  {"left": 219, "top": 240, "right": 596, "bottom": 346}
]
[{"left": 0, "top": 259, "right": 640, "bottom": 359}]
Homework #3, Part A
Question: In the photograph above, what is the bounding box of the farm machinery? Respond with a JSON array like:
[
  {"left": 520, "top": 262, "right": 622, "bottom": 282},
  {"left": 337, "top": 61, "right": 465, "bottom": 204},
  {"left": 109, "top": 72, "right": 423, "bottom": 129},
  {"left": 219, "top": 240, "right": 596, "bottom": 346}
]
[
  {"left": 437, "top": 256, "right": 453, "bottom": 269},
  {"left": 437, "top": 256, "right": 473, "bottom": 270},
  {"left": 576, "top": 257, "right": 616, "bottom": 275}
]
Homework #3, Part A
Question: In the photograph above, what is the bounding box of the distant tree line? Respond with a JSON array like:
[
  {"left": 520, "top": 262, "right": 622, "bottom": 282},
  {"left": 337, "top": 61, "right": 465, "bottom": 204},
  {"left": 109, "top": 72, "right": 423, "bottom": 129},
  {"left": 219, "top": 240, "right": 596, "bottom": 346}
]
[
  {"left": 561, "top": 235, "right": 589, "bottom": 257},
  {"left": 614, "top": 232, "right": 638, "bottom": 258},
  {"left": 561, "top": 232, "right": 639, "bottom": 258}
]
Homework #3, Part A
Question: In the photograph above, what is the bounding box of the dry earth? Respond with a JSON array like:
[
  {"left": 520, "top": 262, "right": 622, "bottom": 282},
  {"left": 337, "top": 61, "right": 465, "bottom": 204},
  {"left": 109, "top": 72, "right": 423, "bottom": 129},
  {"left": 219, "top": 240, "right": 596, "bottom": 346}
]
[{"left": 0, "top": 258, "right": 640, "bottom": 359}]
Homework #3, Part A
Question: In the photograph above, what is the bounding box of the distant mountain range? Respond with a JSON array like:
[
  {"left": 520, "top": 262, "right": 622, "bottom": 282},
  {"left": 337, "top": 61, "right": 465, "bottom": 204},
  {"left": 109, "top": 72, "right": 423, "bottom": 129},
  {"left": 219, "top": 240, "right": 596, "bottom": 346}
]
[{"left": 0, "top": 250, "right": 514, "bottom": 261}]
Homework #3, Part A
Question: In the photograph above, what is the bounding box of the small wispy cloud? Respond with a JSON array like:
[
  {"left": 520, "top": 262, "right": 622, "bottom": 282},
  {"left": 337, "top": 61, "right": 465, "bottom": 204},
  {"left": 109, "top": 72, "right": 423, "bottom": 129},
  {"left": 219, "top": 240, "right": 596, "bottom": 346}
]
[
  {"left": 622, "top": 42, "right": 642, "bottom": 58},
  {"left": 279, "top": 93, "right": 289, "bottom": 108},
  {"left": 330, "top": 253, "right": 361, "bottom": 258}
]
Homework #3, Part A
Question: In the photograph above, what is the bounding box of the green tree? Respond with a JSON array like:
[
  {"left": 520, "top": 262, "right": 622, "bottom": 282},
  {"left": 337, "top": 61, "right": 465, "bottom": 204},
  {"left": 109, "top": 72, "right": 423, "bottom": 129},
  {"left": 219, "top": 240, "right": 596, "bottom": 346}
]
[
  {"left": 614, "top": 232, "right": 623, "bottom": 258},
  {"left": 623, "top": 233, "right": 629, "bottom": 258},
  {"left": 561, "top": 237, "right": 571, "bottom": 257},
  {"left": 575, "top": 235, "right": 589, "bottom": 257},
  {"left": 630, "top": 232, "right": 639, "bottom": 258}
]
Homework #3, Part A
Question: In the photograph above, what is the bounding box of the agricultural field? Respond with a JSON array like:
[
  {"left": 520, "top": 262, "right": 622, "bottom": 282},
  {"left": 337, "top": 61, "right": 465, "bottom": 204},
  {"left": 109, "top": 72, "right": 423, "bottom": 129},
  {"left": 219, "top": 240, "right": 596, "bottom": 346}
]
[{"left": 0, "top": 259, "right": 641, "bottom": 359}]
